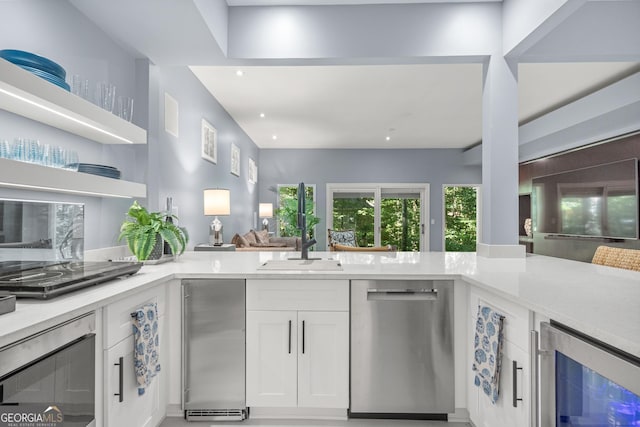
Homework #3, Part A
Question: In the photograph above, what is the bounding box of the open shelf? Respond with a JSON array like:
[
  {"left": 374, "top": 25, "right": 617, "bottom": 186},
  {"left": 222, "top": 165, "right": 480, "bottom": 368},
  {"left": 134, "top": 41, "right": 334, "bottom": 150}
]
[
  {"left": 0, "top": 58, "right": 146, "bottom": 145},
  {"left": 0, "top": 158, "right": 146, "bottom": 199}
]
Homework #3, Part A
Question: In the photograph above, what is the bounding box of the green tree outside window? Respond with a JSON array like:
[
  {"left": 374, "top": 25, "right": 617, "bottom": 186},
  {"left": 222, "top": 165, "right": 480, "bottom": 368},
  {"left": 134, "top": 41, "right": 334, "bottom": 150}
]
[{"left": 445, "top": 186, "right": 477, "bottom": 252}]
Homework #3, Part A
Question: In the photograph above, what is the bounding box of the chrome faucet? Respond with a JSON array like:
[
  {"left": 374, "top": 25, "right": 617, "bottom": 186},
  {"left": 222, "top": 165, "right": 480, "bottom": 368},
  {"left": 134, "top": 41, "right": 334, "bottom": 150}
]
[{"left": 297, "top": 182, "right": 317, "bottom": 260}]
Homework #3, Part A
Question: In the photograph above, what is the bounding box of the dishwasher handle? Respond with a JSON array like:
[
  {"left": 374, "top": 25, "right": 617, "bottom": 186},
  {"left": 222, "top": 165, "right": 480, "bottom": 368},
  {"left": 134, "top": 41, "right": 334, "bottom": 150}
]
[{"left": 367, "top": 288, "right": 438, "bottom": 301}]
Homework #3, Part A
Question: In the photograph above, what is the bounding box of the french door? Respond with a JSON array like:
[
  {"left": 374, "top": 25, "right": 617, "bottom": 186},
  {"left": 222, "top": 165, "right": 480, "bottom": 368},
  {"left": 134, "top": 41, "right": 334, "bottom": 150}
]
[{"left": 326, "top": 184, "right": 429, "bottom": 251}]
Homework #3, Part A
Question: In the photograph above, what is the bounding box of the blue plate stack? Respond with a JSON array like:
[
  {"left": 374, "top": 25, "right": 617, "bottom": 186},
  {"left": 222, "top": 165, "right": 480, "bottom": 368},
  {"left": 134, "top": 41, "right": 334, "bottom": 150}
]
[
  {"left": 0, "top": 49, "right": 70, "bottom": 91},
  {"left": 68, "top": 163, "right": 121, "bottom": 179}
]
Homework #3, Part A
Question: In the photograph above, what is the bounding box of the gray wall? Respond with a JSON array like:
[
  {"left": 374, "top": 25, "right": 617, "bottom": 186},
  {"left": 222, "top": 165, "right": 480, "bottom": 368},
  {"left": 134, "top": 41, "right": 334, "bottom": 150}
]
[
  {"left": 258, "top": 148, "right": 482, "bottom": 251},
  {"left": 147, "top": 66, "right": 260, "bottom": 248}
]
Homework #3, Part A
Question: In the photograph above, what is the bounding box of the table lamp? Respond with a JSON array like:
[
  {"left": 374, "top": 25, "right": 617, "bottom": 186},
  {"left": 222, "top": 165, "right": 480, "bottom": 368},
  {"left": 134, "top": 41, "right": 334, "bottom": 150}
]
[
  {"left": 204, "top": 188, "right": 230, "bottom": 245},
  {"left": 259, "top": 203, "right": 273, "bottom": 231}
]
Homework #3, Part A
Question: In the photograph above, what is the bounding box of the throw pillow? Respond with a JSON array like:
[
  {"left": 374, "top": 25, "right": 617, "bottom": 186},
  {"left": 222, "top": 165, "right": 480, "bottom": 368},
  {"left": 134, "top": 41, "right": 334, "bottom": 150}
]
[
  {"left": 254, "top": 229, "right": 270, "bottom": 244},
  {"left": 231, "top": 233, "right": 250, "bottom": 248},
  {"left": 329, "top": 229, "right": 356, "bottom": 247},
  {"left": 243, "top": 231, "right": 257, "bottom": 245}
]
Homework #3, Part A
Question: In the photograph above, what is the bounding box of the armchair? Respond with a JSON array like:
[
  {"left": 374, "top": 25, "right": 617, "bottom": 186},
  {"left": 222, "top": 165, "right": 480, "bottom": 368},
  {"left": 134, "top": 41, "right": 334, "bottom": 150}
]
[{"left": 327, "top": 229, "right": 396, "bottom": 252}]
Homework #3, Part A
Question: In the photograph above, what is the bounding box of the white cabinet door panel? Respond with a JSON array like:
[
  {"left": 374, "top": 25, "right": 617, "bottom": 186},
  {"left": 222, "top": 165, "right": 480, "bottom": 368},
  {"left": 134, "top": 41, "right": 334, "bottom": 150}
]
[
  {"left": 105, "top": 335, "right": 159, "bottom": 427},
  {"left": 246, "top": 310, "right": 297, "bottom": 407},
  {"left": 475, "top": 342, "right": 529, "bottom": 427},
  {"left": 297, "top": 311, "right": 349, "bottom": 408}
]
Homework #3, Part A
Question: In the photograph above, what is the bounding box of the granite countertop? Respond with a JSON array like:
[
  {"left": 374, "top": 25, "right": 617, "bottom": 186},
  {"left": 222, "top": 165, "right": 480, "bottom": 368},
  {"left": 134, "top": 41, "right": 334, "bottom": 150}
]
[{"left": 1, "top": 251, "right": 639, "bottom": 357}]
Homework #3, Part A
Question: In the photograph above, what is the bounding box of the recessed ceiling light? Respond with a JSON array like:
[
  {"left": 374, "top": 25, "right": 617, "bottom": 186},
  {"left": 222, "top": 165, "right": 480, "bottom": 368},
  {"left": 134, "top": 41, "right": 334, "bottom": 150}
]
[
  {"left": 260, "top": 113, "right": 265, "bottom": 118},
  {"left": 272, "top": 135, "right": 278, "bottom": 140},
  {"left": 236, "top": 70, "right": 244, "bottom": 77},
  {"left": 386, "top": 136, "right": 391, "bottom": 141}
]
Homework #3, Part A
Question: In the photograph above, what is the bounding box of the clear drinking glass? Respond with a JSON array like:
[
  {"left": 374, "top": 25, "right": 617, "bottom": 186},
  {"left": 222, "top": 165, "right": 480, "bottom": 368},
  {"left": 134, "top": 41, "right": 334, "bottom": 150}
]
[
  {"left": 50, "top": 145, "right": 64, "bottom": 168},
  {"left": 64, "top": 150, "right": 79, "bottom": 170},
  {"left": 117, "top": 96, "right": 134, "bottom": 122},
  {"left": 0, "top": 139, "right": 10, "bottom": 159},
  {"left": 96, "top": 82, "right": 116, "bottom": 112},
  {"left": 12, "top": 138, "right": 25, "bottom": 162},
  {"left": 42, "top": 144, "right": 52, "bottom": 167},
  {"left": 72, "top": 75, "right": 90, "bottom": 101},
  {"left": 25, "top": 139, "right": 42, "bottom": 164}
]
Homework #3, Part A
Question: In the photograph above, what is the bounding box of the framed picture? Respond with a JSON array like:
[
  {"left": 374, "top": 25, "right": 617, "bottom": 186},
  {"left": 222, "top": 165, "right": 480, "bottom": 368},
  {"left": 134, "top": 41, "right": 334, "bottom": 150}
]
[
  {"left": 230, "top": 143, "right": 240, "bottom": 176},
  {"left": 201, "top": 119, "right": 217, "bottom": 164},
  {"left": 248, "top": 158, "right": 257, "bottom": 183}
]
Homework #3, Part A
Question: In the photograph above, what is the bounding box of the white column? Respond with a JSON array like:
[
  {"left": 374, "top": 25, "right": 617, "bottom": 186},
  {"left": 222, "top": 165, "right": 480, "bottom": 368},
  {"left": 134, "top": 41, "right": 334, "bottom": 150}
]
[{"left": 477, "top": 53, "right": 525, "bottom": 258}]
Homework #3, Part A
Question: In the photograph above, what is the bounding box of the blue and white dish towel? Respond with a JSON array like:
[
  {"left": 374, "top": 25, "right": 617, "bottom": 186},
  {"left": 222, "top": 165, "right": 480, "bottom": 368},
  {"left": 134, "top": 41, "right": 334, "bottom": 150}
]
[
  {"left": 131, "top": 302, "right": 161, "bottom": 396},
  {"left": 472, "top": 305, "right": 505, "bottom": 404}
]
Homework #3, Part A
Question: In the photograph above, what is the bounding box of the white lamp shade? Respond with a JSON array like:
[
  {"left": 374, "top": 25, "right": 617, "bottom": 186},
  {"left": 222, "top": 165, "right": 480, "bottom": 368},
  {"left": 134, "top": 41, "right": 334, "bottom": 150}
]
[
  {"left": 259, "top": 203, "right": 273, "bottom": 218},
  {"left": 204, "top": 188, "right": 231, "bottom": 216}
]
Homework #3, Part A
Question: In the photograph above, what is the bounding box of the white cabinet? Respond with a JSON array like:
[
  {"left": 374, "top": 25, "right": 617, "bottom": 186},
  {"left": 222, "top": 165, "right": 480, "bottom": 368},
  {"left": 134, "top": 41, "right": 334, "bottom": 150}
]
[
  {"left": 103, "top": 285, "right": 166, "bottom": 427},
  {"left": 468, "top": 288, "right": 531, "bottom": 427},
  {"left": 246, "top": 279, "right": 349, "bottom": 410}
]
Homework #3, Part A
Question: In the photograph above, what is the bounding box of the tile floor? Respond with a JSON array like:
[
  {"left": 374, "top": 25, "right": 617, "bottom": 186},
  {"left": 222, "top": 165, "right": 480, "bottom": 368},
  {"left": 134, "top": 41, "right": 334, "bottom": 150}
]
[{"left": 159, "top": 416, "right": 471, "bottom": 427}]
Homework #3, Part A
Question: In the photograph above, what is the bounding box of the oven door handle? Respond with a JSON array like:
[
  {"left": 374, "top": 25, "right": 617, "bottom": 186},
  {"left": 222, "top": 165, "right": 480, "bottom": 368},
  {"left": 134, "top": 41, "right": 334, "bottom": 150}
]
[
  {"left": 367, "top": 288, "right": 438, "bottom": 301},
  {"left": 114, "top": 356, "right": 124, "bottom": 403}
]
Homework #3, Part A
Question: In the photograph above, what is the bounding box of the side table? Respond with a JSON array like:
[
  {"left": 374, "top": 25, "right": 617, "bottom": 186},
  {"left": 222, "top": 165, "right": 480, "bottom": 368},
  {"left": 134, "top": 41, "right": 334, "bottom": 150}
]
[{"left": 194, "top": 243, "right": 236, "bottom": 252}]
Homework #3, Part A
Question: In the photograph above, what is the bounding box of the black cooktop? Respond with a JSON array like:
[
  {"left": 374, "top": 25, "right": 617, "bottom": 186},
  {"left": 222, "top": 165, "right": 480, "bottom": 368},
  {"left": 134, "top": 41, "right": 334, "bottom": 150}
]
[{"left": 0, "top": 260, "right": 143, "bottom": 299}]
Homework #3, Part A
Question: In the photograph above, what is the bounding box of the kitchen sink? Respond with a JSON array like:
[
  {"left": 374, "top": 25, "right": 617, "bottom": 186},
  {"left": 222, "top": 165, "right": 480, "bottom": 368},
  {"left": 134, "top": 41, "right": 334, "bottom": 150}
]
[{"left": 258, "top": 258, "right": 343, "bottom": 271}]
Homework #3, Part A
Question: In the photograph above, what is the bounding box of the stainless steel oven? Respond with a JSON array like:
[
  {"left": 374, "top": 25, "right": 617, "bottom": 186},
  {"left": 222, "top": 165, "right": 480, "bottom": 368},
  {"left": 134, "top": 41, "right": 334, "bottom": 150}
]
[
  {"left": 0, "top": 312, "right": 96, "bottom": 426},
  {"left": 536, "top": 321, "right": 640, "bottom": 427}
]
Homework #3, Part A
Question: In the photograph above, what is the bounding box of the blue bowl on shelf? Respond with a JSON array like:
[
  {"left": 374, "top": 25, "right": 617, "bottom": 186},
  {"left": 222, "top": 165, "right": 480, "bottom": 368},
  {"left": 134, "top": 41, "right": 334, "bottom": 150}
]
[
  {"left": 0, "top": 49, "right": 66, "bottom": 80},
  {"left": 17, "top": 64, "right": 70, "bottom": 91}
]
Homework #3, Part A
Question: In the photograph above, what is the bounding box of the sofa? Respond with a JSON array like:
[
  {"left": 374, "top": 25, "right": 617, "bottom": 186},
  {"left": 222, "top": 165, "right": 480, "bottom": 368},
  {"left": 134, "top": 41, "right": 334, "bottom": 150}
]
[{"left": 231, "top": 229, "right": 301, "bottom": 252}]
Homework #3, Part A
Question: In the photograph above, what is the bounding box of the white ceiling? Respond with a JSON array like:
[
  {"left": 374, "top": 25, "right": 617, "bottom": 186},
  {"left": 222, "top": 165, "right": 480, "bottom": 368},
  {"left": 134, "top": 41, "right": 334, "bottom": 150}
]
[
  {"left": 68, "top": 0, "right": 640, "bottom": 150},
  {"left": 192, "top": 61, "right": 639, "bottom": 149},
  {"left": 191, "top": 63, "right": 483, "bottom": 149}
]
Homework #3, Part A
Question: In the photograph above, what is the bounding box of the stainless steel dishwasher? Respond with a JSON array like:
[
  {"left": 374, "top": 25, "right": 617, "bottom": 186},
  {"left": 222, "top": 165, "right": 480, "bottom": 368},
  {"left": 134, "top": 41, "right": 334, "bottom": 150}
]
[
  {"left": 182, "top": 279, "right": 246, "bottom": 421},
  {"left": 350, "top": 279, "right": 454, "bottom": 419}
]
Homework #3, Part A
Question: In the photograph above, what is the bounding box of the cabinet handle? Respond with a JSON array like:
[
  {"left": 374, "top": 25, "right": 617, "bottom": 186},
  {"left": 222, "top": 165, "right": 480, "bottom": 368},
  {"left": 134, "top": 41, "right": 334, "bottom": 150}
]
[
  {"left": 114, "top": 356, "right": 124, "bottom": 403},
  {"left": 513, "top": 360, "right": 523, "bottom": 408},
  {"left": 288, "top": 320, "right": 292, "bottom": 354},
  {"left": 302, "top": 320, "right": 305, "bottom": 354}
]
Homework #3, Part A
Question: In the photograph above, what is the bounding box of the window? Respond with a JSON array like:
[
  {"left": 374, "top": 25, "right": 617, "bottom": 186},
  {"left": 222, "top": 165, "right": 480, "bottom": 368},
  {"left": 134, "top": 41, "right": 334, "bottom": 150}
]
[
  {"left": 327, "top": 184, "right": 428, "bottom": 251},
  {"left": 444, "top": 186, "right": 478, "bottom": 252},
  {"left": 276, "top": 184, "right": 317, "bottom": 238}
]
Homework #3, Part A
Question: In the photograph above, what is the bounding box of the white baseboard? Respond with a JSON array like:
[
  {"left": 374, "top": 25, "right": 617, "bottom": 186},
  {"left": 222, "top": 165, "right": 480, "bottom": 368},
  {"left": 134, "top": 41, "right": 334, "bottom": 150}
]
[
  {"left": 476, "top": 243, "right": 526, "bottom": 258},
  {"left": 248, "top": 407, "right": 347, "bottom": 420}
]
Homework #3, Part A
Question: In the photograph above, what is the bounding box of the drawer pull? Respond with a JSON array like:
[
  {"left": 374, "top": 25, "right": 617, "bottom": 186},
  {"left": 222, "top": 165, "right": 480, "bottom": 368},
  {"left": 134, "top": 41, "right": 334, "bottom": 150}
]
[
  {"left": 114, "top": 356, "right": 124, "bottom": 403},
  {"left": 513, "top": 360, "right": 523, "bottom": 408}
]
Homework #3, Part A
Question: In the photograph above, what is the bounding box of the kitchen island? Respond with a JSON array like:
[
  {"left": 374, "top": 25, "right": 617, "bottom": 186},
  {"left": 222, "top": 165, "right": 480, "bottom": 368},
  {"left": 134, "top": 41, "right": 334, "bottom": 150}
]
[
  {"left": 0, "top": 250, "right": 638, "bottom": 427},
  {"left": 2, "top": 250, "right": 638, "bottom": 356}
]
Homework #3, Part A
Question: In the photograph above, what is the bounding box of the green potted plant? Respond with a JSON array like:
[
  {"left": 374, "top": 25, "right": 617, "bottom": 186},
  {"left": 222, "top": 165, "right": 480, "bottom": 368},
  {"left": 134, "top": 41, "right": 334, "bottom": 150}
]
[{"left": 119, "top": 201, "right": 188, "bottom": 261}]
